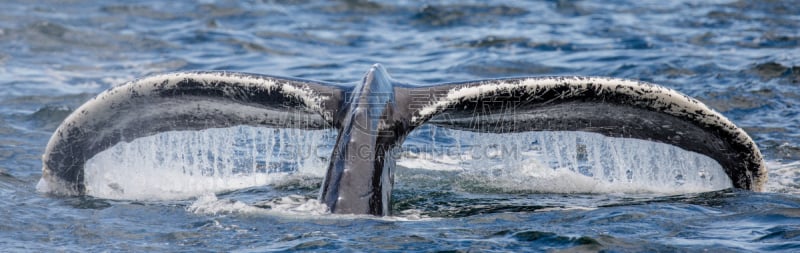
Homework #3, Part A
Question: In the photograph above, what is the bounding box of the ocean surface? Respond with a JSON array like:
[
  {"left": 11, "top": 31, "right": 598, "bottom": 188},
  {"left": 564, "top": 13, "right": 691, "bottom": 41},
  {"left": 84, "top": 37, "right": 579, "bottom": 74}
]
[{"left": 2, "top": 0, "right": 800, "bottom": 251}]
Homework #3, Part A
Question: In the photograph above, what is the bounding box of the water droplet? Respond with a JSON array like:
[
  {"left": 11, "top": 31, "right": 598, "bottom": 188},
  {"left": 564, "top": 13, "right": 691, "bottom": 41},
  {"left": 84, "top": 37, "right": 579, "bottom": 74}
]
[{"left": 674, "top": 174, "right": 685, "bottom": 186}]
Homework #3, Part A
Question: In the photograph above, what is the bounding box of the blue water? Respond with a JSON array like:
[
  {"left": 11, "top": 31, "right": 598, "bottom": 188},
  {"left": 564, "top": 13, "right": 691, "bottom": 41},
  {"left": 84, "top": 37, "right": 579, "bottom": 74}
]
[{"left": 2, "top": 0, "right": 800, "bottom": 251}]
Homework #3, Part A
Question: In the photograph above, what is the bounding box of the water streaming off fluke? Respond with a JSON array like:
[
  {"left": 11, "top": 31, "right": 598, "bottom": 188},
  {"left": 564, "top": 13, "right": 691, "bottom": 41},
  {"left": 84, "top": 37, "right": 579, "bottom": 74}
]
[
  {"left": 83, "top": 127, "right": 335, "bottom": 200},
  {"left": 79, "top": 125, "right": 730, "bottom": 200}
]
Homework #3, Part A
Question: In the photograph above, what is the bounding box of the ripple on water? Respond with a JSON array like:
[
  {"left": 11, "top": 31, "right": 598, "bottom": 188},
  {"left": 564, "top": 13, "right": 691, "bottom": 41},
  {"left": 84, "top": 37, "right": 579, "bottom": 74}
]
[
  {"left": 511, "top": 230, "right": 600, "bottom": 249},
  {"left": 750, "top": 62, "right": 800, "bottom": 83},
  {"left": 412, "top": 4, "right": 528, "bottom": 27},
  {"left": 2, "top": 0, "right": 800, "bottom": 251}
]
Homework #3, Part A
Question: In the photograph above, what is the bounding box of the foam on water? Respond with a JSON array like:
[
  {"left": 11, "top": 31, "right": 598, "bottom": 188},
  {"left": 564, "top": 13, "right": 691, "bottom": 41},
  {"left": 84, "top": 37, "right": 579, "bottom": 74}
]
[
  {"left": 187, "top": 193, "right": 428, "bottom": 221},
  {"left": 84, "top": 126, "right": 335, "bottom": 200},
  {"left": 187, "top": 193, "right": 329, "bottom": 216},
  {"left": 765, "top": 161, "right": 800, "bottom": 194}
]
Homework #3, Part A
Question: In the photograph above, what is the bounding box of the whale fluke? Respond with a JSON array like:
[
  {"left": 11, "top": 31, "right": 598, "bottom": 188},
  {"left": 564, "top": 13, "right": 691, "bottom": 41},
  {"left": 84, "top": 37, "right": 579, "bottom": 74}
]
[
  {"left": 40, "top": 71, "right": 347, "bottom": 194},
  {"left": 40, "top": 64, "right": 767, "bottom": 216},
  {"left": 401, "top": 76, "right": 766, "bottom": 191}
]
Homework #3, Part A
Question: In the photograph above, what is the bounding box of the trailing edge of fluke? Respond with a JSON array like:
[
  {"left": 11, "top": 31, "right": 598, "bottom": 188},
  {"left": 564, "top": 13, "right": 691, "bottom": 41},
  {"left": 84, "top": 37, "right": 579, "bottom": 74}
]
[{"left": 39, "top": 64, "right": 767, "bottom": 216}]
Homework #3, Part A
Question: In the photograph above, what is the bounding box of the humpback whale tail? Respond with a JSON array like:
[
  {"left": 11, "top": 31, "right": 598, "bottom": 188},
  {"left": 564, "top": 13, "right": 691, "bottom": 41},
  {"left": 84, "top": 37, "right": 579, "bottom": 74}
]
[{"left": 39, "top": 64, "right": 767, "bottom": 216}]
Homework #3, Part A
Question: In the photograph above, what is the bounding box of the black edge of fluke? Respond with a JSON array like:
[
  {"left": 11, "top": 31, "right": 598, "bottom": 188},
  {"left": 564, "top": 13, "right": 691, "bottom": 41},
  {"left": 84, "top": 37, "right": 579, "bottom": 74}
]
[{"left": 38, "top": 64, "right": 767, "bottom": 216}]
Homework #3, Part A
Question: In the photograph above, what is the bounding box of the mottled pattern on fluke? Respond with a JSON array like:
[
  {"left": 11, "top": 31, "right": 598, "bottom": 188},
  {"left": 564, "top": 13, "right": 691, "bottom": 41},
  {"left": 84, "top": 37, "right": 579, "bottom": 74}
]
[{"left": 40, "top": 64, "right": 766, "bottom": 216}]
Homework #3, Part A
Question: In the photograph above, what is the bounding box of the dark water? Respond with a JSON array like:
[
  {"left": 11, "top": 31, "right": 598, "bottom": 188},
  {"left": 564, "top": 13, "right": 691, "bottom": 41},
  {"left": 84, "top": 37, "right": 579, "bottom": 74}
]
[{"left": 2, "top": 0, "right": 800, "bottom": 251}]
